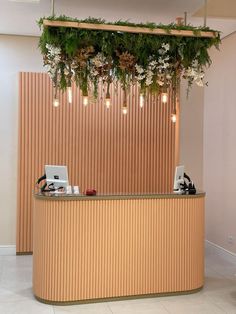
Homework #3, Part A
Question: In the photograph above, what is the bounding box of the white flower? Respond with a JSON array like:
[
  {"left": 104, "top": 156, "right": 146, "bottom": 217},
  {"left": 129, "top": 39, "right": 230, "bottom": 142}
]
[
  {"left": 184, "top": 63, "right": 205, "bottom": 87},
  {"left": 149, "top": 60, "right": 158, "bottom": 70},
  {"left": 162, "top": 43, "right": 170, "bottom": 51},
  {"left": 156, "top": 58, "right": 171, "bottom": 73},
  {"left": 162, "top": 62, "right": 170, "bottom": 69},
  {"left": 192, "top": 59, "right": 198, "bottom": 68},
  {"left": 195, "top": 78, "right": 204, "bottom": 87},
  {"left": 54, "top": 55, "right": 61, "bottom": 63},
  {"left": 46, "top": 44, "right": 61, "bottom": 58},
  {"left": 91, "top": 53, "right": 106, "bottom": 68},
  {"left": 157, "top": 80, "right": 164, "bottom": 86},
  {"left": 135, "top": 64, "right": 144, "bottom": 74},
  {"left": 64, "top": 68, "right": 70, "bottom": 76},
  {"left": 90, "top": 68, "right": 99, "bottom": 77},
  {"left": 136, "top": 74, "right": 146, "bottom": 81},
  {"left": 158, "top": 48, "right": 165, "bottom": 55},
  {"left": 145, "top": 70, "right": 153, "bottom": 86}
]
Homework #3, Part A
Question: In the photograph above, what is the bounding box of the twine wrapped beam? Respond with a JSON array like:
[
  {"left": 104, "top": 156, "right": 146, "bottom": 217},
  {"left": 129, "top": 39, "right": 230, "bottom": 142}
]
[{"left": 43, "top": 19, "right": 218, "bottom": 38}]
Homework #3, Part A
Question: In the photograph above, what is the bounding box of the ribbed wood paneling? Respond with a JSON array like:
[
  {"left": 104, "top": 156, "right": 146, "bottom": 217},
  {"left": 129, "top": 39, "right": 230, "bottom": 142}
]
[
  {"left": 17, "top": 72, "right": 177, "bottom": 253},
  {"left": 33, "top": 195, "right": 204, "bottom": 302}
]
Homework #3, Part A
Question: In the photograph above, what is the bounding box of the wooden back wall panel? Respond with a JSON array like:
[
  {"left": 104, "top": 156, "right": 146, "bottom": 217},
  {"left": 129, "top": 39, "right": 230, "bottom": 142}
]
[{"left": 17, "top": 72, "right": 177, "bottom": 253}]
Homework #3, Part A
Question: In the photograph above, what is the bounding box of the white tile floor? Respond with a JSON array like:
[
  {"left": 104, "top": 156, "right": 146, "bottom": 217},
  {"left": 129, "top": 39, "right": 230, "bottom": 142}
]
[{"left": 0, "top": 246, "right": 236, "bottom": 314}]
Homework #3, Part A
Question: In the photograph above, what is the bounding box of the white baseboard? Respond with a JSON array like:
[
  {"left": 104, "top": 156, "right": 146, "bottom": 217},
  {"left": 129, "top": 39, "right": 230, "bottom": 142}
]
[
  {"left": 205, "top": 240, "right": 236, "bottom": 264},
  {"left": 1, "top": 241, "right": 235, "bottom": 260},
  {"left": 0, "top": 245, "right": 16, "bottom": 256}
]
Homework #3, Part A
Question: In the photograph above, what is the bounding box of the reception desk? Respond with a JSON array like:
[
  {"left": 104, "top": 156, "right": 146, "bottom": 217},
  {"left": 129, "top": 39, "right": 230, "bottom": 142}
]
[{"left": 33, "top": 192, "right": 205, "bottom": 304}]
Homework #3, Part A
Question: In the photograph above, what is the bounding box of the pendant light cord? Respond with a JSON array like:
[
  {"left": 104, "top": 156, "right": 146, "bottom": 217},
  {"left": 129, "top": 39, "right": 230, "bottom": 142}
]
[{"left": 51, "top": 0, "right": 55, "bottom": 16}]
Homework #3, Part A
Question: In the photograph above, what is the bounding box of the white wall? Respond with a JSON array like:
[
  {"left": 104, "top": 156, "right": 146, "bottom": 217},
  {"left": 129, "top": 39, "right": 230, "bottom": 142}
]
[
  {"left": 0, "top": 34, "right": 204, "bottom": 246},
  {"left": 180, "top": 83, "right": 204, "bottom": 190},
  {"left": 204, "top": 32, "right": 236, "bottom": 254},
  {"left": 0, "top": 35, "right": 44, "bottom": 245}
]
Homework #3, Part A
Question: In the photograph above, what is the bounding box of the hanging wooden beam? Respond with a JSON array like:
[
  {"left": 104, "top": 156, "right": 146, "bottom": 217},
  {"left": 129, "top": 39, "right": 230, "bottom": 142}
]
[{"left": 43, "top": 19, "right": 218, "bottom": 38}]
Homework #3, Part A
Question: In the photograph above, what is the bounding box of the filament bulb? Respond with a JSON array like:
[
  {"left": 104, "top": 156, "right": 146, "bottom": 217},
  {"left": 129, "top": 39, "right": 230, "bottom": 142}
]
[
  {"left": 105, "top": 97, "right": 111, "bottom": 109},
  {"left": 83, "top": 96, "right": 89, "bottom": 106},
  {"left": 53, "top": 98, "right": 59, "bottom": 107},
  {"left": 122, "top": 106, "right": 128, "bottom": 115},
  {"left": 140, "top": 93, "right": 145, "bottom": 108},
  {"left": 67, "top": 87, "right": 72, "bottom": 104},
  {"left": 171, "top": 113, "right": 177, "bottom": 123},
  {"left": 161, "top": 92, "right": 168, "bottom": 103}
]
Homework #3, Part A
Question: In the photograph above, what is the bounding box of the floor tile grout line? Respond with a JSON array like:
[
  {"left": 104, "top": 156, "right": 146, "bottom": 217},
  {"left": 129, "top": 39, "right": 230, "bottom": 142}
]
[
  {"left": 203, "top": 294, "right": 229, "bottom": 314},
  {"left": 107, "top": 302, "right": 114, "bottom": 314},
  {"left": 159, "top": 301, "right": 172, "bottom": 314},
  {"left": 213, "top": 302, "right": 230, "bottom": 314}
]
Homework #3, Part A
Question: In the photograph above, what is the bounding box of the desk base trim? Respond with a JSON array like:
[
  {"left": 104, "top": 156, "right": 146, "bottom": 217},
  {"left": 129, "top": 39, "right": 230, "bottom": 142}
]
[{"left": 34, "top": 286, "right": 203, "bottom": 305}]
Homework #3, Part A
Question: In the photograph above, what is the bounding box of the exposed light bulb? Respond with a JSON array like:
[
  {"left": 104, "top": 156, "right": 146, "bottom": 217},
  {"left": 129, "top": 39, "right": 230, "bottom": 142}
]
[
  {"left": 53, "top": 98, "right": 59, "bottom": 107},
  {"left": 83, "top": 96, "right": 89, "bottom": 106},
  {"left": 105, "top": 97, "right": 111, "bottom": 109},
  {"left": 67, "top": 87, "right": 72, "bottom": 104},
  {"left": 161, "top": 92, "right": 168, "bottom": 103},
  {"left": 122, "top": 106, "right": 128, "bottom": 115},
  {"left": 140, "top": 93, "right": 145, "bottom": 108},
  {"left": 171, "top": 113, "right": 177, "bottom": 123}
]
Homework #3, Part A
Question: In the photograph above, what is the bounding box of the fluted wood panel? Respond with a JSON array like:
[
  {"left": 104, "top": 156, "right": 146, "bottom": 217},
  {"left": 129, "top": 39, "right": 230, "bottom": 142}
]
[
  {"left": 33, "top": 195, "right": 204, "bottom": 302},
  {"left": 17, "top": 72, "right": 177, "bottom": 253}
]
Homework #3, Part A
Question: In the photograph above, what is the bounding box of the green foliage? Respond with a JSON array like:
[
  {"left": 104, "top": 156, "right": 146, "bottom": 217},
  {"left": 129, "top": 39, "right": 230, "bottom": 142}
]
[{"left": 38, "top": 16, "right": 221, "bottom": 96}]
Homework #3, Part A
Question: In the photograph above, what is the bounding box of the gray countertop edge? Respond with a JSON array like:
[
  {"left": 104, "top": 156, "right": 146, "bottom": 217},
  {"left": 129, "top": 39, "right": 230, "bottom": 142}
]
[{"left": 34, "top": 192, "right": 205, "bottom": 201}]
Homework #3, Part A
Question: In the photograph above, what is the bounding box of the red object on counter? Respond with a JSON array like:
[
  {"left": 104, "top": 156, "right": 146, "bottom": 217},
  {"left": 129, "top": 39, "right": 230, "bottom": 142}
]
[{"left": 85, "top": 189, "right": 97, "bottom": 196}]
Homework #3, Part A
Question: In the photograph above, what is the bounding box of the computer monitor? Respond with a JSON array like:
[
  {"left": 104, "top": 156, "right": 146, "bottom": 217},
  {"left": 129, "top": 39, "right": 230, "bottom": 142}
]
[
  {"left": 173, "top": 165, "right": 184, "bottom": 193},
  {"left": 45, "top": 165, "right": 69, "bottom": 190}
]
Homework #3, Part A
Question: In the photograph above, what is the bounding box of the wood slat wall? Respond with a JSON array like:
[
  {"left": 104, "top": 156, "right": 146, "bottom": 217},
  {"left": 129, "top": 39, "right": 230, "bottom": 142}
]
[{"left": 17, "top": 72, "right": 177, "bottom": 253}]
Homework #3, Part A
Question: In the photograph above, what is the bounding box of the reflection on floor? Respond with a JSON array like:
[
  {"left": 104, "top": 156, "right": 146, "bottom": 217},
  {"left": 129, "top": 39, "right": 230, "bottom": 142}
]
[{"left": 0, "top": 244, "right": 236, "bottom": 314}]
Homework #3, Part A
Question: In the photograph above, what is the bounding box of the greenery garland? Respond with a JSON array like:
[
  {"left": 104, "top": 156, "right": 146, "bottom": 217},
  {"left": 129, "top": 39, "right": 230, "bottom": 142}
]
[{"left": 38, "top": 16, "right": 220, "bottom": 102}]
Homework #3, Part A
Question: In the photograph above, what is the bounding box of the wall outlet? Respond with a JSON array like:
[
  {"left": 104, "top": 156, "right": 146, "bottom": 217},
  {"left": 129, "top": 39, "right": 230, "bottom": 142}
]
[{"left": 227, "top": 235, "right": 235, "bottom": 245}]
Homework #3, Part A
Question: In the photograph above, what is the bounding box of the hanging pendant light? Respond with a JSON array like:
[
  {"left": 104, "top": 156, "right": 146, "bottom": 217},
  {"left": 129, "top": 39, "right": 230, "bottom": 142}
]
[
  {"left": 161, "top": 92, "right": 168, "bottom": 104},
  {"left": 122, "top": 89, "right": 128, "bottom": 114},
  {"left": 105, "top": 83, "right": 111, "bottom": 109},
  {"left": 83, "top": 96, "right": 89, "bottom": 106},
  {"left": 82, "top": 90, "right": 89, "bottom": 106},
  {"left": 53, "top": 88, "right": 59, "bottom": 107},
  {"left": 53, "top": 98, "right": 60, "bottom": 107},
  {"left": 171, "top": 107, "right": 177, "bottom": 123},
  {"left": 139, "top": 93, "right": 145, "bottom": 108},
  {"left": 122, "top": 105, "right": 128, "bottom": 115},
  {"left": 171, "top": 112, "right": 177, "bottom": 123},
  {"left": 105, "top": 96, "right": 111, "bottom": 109},
  {"left": 67, "top": 86, "right": 72, "bottom": 104},
  {"left": 105, "top": 86, "right": 111, "bottom": 109}
]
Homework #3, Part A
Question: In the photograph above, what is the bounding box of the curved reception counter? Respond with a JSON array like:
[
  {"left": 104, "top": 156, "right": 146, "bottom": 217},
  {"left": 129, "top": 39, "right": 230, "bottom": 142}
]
[{"left": 33, "top": 192, "right": 205, "bottom": 304}]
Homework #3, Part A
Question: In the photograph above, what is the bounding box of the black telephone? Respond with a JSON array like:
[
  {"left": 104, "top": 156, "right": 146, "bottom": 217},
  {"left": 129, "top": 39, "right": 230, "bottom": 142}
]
[
  {"left": 182, "top": 173, "right": 196, "bottom": 194},
  {"left": 36, "top": 174, "right": 64, "bottom": 192}
]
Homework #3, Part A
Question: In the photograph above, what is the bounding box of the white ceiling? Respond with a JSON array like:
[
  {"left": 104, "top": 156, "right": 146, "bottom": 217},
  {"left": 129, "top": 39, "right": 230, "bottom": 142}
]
[{"left": 1, "top": 0, "right": 236, "bottom": 37}]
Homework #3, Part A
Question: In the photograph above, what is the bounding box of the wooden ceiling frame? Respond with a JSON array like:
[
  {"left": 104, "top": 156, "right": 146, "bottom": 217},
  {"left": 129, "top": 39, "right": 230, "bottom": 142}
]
[{"left": 43, "top": 19, "right": 218, "bottom": 38}]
